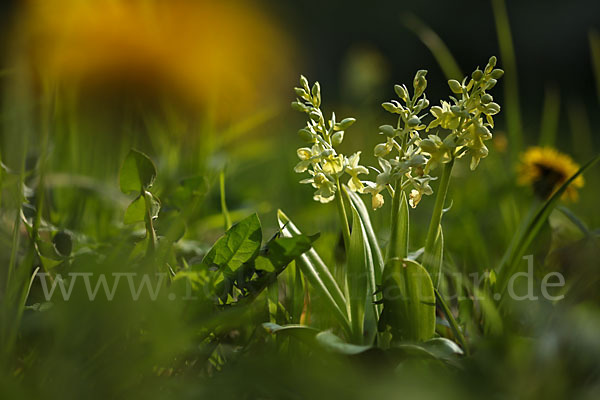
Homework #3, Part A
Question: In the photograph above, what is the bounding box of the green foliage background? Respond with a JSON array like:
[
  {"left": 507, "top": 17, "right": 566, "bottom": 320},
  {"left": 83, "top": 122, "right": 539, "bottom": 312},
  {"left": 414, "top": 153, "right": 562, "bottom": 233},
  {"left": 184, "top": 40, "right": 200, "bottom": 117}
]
[{"left": 1, "top": 1, "right": 599, "bottom": 399}]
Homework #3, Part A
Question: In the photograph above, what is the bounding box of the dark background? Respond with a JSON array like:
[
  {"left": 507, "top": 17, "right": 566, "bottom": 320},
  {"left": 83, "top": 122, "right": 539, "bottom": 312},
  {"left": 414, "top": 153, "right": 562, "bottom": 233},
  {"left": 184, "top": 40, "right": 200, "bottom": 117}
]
[
  {"left": 264, "top": 0, "right": 600, "bottom": 150},
  {"left": 1, "top": 0, "right": 599, "bottom": 141},
  {"left": 267, "top": 0, "right": 600, "bottom": 99}
]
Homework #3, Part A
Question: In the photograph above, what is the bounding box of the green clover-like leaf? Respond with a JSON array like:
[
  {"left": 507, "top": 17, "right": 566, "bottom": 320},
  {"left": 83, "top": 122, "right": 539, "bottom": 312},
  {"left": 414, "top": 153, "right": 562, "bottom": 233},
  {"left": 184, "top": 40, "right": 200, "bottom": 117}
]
[{"left": 119, "top": 149, "right": 157, "bottom": 194}]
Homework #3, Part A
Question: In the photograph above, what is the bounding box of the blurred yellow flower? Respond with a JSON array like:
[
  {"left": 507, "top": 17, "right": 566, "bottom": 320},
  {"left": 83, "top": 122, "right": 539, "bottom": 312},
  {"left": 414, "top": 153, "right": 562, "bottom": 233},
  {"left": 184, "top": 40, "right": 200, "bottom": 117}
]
[
  {"left": 19, "top": 0, "right": 293, "bottom": 120},
  {"left": 517, "top": 147, "right": 584, "bottom": 202}
]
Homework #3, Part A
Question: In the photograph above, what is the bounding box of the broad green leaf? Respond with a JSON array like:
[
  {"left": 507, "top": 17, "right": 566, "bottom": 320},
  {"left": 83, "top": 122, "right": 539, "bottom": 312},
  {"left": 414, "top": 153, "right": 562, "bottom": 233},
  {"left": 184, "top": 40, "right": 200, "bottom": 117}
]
[
  {"left": 345, "top": 188, "right": 382, "bottom": 339},
  {"left": 346, "top": 188, "right": 384, "bottom": 279},
  {"left": 381, "top": 258, "right": 436, "bottom": 342},
  {"left": 257, "top": 235, "right": 316, "bottom": 272},
  {"left": 254, "top": 255, "right": 276, "bottom": 273},
  {"left": 423, "top": 337, "right": 464, "bottom": 360},
  {"left": 347, "top": 204, "right": 369, "bottom": 344},
  {"left": 391, "top": 338, "right": 462, "bottom": 363},
  {"left": 391, "top": 343, "right": 438, "bottom": 360},
  {"left": 287, "top": 262, "right": 305, "bottom": 324},
  {"left": 262, "top": 323, "right": 319, "bottom": 344},
  {"left": 316, "top": 331, "right": 372, "bottom": 355},
  {"left": 119, "top": 149, "right": 157, "bottom": 194},
  {"left": 236, "top": 256, "right": 299, "bottom": 305},
  {"left": 277, "top": 210, "right": 350, "bottom": 335},
  {"left": 200, "top": 213, "right": 262, "bottom": 272},
  {"left": 124, "top": 195, "right": 145, "bottom": 224}
]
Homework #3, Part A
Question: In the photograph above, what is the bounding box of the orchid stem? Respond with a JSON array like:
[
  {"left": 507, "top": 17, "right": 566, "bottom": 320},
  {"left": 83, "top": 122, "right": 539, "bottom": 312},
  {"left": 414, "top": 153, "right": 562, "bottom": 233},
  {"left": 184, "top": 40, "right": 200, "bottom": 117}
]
[
  {"left": 335, "top": 179, "right": 351, "bottom": 251},
  {"left": 423, "top": 158, "right": 454, "bottom": 287}
]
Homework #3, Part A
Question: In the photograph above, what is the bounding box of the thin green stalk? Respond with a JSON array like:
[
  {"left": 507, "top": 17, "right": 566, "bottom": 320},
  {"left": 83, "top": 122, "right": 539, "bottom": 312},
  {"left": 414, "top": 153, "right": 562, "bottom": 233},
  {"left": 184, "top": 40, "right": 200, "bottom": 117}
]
[
  {"left": 538, "top": 85, "right": 560, "bottom": 147},
  {"left": 492, "top": 0, "right": 523, "bottom": 156},
  {"left": 0, "top": 150, "right": 3, "bottom": 211},
  {"left": 2, "top": 247, "right": 35, "bottom": 363},
  {"left": 386, "top": 179, "right": 401, "bottom": 261},
  {"left": 32, "top": 80, "right": 53, "bottom": 242},
  {"left": 435, "top": 288, "right": 470, "bottom": 356},
  {"left": 402, "top": 13, "right": 463, "bottom": 80},
  {"left": 386, "top": 178, "right": 409, "bottom": 262},
  {"left": 143, "top": 190, "right": 157, "bottom": 255},
  {"left": 6, "top": 209, "right": 21, "bottom": 291},
  {"left": 6, "top": 147, "right": 27, "bottom": 291},
  {"left": 423, "top": 158, "right": 454, "bottom": 286},
  {"left": 219, "top": 170, "right": 232, "bottom": 230},
  {"left": 335, "top": 178, "right": 351, "bottom": 251},
  {"left": 32, "top": 174, "right": 45, "bottom": 242}
]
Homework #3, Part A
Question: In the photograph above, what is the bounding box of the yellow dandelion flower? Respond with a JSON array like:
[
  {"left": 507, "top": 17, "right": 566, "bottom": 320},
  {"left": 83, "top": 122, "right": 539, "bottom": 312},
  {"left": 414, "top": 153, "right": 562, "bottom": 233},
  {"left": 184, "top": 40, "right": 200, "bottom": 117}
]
[
  {"left": 517, "top": 147, "right": 584, "bottom": 202},
  {"left": 18, "top": 0, "right": 293, "bottom": 121}
]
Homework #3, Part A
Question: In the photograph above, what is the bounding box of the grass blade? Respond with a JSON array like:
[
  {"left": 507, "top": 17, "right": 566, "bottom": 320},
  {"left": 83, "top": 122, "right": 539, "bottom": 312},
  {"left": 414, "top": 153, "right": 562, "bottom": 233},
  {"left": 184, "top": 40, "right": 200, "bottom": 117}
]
[
  {"left": 402, "top": 14, "right": 463, "bottom": 80},
  {"left": 538, "top": 85, "right": 561, "bottom": 147},
  {"left": 219, "top": 170, "right": 232, "bottom": 230},
  {"left": 567, "top": 98, "right": 594, "bottom": 160},
  {"left": 492, "top": 0, "right": 523, "bottom": 155},
  {"left": 434, "top": 288, "right": 469, "bottom": 356}
]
